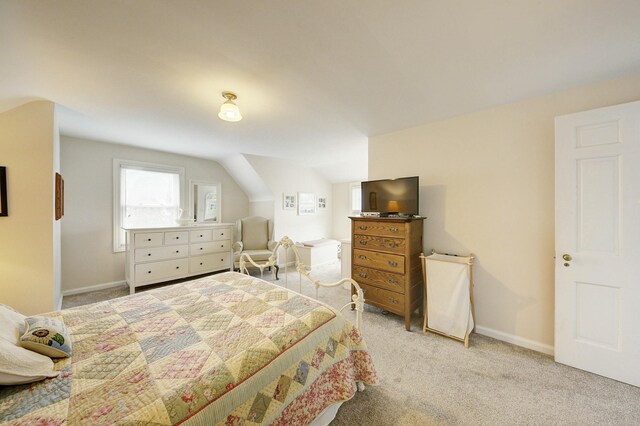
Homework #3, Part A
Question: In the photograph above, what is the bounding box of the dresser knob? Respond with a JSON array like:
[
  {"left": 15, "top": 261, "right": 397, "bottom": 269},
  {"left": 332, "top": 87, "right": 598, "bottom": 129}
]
[
  {"left": 359, "top": 272, "right": 367, "bottom": 278},
  {"left": 359, "top": 255, "right": 366, "bottom": 260},
  {"left": 200, "top": 262, "right": 203, "bottom": 265},
  {"left": 175, "top": 250, "right": 179, "bottom": 253},
  {"left": 199, "top": 234, "right": 203, "bottom": 237},
  {"left": 147, "top": 253, "right": 151, "bottom": 256},
  {"left": 388, "top": 297, "right": 398, "bottom": 303},
  {"left": 388, "top": 260, "right": 398, "bottom": 267},
  {"left": 176, "top": 266, "right": 179, "bottom": 269},
  {"left": 147, "top": 238, "right": 151, "bottom": 242},
  {"left": 200, "top": 248, "right": 203, "bottom": 250},
  {"left": 359, "top": 240, "right": 367, "bottom": 245},
  {"left": 220, "top": 258, "right": 223, "bottom": 261},
  {"left": 221, "top": 233, "right": 224, "bottom": 236},
  {"left": 147, "top": 271, "right": 151, "bottom": 274},
  {"left": 359, "top": 225, "right": 367, "bottom": 230},
  {"left": 389, "top": 227, "right": 398, "bottom": 232},
  {"left": 389, "top": 278, "right": 398, "bottom": 284}
]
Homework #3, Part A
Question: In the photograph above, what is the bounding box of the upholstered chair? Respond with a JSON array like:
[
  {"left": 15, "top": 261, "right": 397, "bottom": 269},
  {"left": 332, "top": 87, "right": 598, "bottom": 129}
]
[{"left": 233, "top": 216, "right": 279, "bottom": 279}]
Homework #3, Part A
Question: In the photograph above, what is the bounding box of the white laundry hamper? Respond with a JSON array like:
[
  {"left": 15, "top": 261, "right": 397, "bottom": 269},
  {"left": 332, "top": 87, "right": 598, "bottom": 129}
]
[{"left": 421, "top": 250, "right": 475, "bottom": 348}]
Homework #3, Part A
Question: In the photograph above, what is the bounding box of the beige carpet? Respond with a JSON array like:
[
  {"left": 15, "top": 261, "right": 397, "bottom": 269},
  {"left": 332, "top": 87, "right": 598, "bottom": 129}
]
[{"left": 63, "top": 263, "right": 640, "bottom": 425}]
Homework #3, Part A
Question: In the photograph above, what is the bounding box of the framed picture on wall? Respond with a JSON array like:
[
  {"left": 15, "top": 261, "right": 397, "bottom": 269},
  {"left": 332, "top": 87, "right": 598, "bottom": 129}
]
[
  {"left": 0, "top": 166, "right": 7, "bottom": 217},
  {"left": 283, "top": 193, "right": 297, "bottom": 210},
  {"left": 298, "top": 192, "right": 316, "bottom": 215},
  {"left": 318, "top": 197, "right": 327, "bottom": 209}
]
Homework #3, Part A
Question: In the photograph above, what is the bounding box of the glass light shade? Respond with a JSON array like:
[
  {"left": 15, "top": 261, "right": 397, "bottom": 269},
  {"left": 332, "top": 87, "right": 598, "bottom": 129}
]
[{"left": 218, "top": 100, "right": 242, "bottom": 122}]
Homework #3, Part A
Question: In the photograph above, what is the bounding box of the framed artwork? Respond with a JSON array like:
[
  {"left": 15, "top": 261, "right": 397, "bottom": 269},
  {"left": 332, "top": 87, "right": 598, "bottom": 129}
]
[
  {"left": 283, "top": 193, "right": 297, "bottom": 210},
  {"left": 55, "top": 172, "right": 64, "bottom": 220},
  {"left": 0, "top": 166, "right": 7, "bottom": 217},
  {"left": 297, "top": 192, "right": 316, "bottom": 215},
  {"left": 318, "top": 197, "right": 327, "bottom": 209}
]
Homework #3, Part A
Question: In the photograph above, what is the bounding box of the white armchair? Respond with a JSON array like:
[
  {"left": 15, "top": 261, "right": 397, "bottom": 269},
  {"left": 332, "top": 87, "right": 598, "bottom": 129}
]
[{"left": 233, "top": 216, "right": 279, "bottom": 279}]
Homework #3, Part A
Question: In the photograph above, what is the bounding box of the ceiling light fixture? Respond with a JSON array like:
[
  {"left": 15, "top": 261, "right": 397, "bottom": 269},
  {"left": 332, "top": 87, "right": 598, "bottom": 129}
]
[{"left": 218, "top": 91, "right": 242, "bottom": 122}]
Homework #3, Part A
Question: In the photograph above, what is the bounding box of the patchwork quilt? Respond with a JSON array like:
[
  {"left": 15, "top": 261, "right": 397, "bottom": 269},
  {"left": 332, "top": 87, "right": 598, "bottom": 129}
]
[{"left": 0, "top": 272, "right": 377, "bottom": 425}]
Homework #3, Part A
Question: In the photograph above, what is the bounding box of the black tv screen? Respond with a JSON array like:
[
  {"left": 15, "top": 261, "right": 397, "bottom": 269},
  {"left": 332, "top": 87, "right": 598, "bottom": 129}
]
[{"left": 361, "top": 176, "right": 419, "bottom": 216}]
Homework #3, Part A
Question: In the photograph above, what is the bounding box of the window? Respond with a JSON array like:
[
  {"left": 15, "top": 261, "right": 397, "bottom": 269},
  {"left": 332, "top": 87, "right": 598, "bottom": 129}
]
[
  {"left": 350, "top": 182, "right": 362, "bottom": 214},
  {"left": 113, "top": 159, "right": 185, "bottom": 252}
]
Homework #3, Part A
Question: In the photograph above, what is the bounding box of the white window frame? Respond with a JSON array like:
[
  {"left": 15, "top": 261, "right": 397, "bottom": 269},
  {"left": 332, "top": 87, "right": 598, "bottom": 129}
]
[
  {"left": 350, "top": 182, "right": 362, "bottom": 215},
  {"left": 113, "top": 159, "right": 185, "bottom": 252}
]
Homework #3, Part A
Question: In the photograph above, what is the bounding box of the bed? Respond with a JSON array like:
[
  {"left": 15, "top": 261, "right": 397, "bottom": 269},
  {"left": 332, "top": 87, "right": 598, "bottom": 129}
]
[{"left": 0, "top": 271, "right": 377, "bottom": 425}]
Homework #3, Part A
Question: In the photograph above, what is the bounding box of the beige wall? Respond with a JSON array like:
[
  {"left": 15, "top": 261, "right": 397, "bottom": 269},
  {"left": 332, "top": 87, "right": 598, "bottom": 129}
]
[
  {"left": 60, "top": 137, "right": 250, "bottom": 292},
  {"left": 331, "top": 181, "right": 355, "bottom": 241},
  {"left": 245, "top": 154, "right": 333, "bottom": 252},
  {"left": 369, "top": 72, "right": 640, "bottom": 352},
  {"left": 0, "top": 101, "right": 59, "bottom": 315}
]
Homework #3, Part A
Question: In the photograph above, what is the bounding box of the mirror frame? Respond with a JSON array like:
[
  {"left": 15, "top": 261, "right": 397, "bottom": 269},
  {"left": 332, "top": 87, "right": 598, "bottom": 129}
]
[{"left": 189, "top": 180, "right": 222, "bottom": 223}]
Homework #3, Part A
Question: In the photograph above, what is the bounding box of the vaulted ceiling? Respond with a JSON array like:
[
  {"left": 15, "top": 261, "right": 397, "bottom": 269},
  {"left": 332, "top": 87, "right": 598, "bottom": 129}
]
[{"left": 2, "top": 1, "right": 640, "bottom": 182}]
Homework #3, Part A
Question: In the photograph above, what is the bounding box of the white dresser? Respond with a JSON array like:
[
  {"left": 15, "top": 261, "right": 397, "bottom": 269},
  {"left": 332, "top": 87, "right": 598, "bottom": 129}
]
[{"left": 124, "top": 224, "right": 234, "bottom": 294}]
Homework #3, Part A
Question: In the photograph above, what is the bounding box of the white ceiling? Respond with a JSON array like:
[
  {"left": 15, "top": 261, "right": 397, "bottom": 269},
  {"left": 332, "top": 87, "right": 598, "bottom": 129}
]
[{"left": 2, "top": 1, "right": 640, "bottom": 182}]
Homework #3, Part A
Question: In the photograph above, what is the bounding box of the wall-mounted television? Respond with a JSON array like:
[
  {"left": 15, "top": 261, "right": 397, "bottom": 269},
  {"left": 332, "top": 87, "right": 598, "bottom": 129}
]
[{"left": 361, "top": 176, "right": 419, "bottom": 216}]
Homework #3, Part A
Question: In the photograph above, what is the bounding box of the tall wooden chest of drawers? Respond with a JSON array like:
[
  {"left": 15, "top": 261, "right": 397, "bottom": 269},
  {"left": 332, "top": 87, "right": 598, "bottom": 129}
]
[{"left": 350, "top": 216, "right": 425, "bottom": 331}]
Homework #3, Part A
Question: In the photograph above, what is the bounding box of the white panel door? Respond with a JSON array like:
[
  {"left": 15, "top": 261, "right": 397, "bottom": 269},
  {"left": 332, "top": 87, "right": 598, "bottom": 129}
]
[{"left": 555, "top": 100, "right": 640, "bottom": 386}]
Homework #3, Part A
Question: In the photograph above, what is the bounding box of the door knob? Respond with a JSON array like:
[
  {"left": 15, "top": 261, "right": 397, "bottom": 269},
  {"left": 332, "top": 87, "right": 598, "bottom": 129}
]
[{"left": 562, "top": 254, "right": 572, "bottom": 261}]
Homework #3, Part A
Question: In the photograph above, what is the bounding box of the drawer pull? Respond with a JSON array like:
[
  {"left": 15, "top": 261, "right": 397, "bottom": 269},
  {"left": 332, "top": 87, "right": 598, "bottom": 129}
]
[
  {"left": 359, "top": 240, "right": 367, "bottom": 245},
  {"left": 388, "top": 297, "right": 399, "bottom": 303},
  {"left": 147, "top": 253, "right": 151, "bottom": 257},
  {"left": 221, "top": 233, "right": 224, "bottom": 236},
  {"left": 176, "top": 266, "right": 180, "bottom": 269},
  {"left": 175, "top": 237, "right": 180, "bottom": 239},
  {"left": 388, "top": 278, "right": 398, "bottom": 284},
  {"left": 175, "top": 250, "right": 179, "bottom": 253},
  {"left": 220, "top": 258, "right": 224, "bottom": 261},
  {"left": 358, "top": 225, "right": 367, "bottom": 230},
  {"left": 200, "top": 262, "right": 203, "bottom": 265},
  {"left": 389, "top": 227, "right": 398, "bottom": 232},
  {"left": 358, "top": 255, "right": 366, "bottom": 260},
  {"left": 358, "top": 272, "right": 367, "bottom": 278},
  {"left": 147, "top": 271, "right": 151, "bottom": 274},
  {"left": 199, "top": 234, "right": 203, "bottom": 237},
  {"left": 388, "top": 260, "right": 398, "bottom": 267},
  {"left": 147, "top": 238, "right": 151, "bottom": 242},
  {"left": 200, "top": 248, "right": 203, "bottom": 251}
]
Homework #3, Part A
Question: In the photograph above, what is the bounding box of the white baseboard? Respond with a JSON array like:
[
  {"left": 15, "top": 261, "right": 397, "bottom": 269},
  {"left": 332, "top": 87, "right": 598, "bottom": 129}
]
[
  {"left": 475, "top": 325, "right": 554, "bottom": 356},
  {"left": 62, "top": 280, "right": 127, "bottom": 297}
]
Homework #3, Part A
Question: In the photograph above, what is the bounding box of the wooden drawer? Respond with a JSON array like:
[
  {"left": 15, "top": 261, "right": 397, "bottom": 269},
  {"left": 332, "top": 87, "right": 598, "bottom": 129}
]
[
  {"left": 134, "top": 232, "right": 163, "bottom": 248},
  {"left": 353, "top": 249, "right": 404, "bottom": 274},
  {"left": 190, "top": 240, "right": 231, "bottom": 256},
  {"left": 353, "top": 220, "right": 405, "bottom": 237},
  {"left": 164, "top": 231, "right": 189, "bottom": 245},
  {"left": 134, "top": 244, "right": 188, "bottom": 263},
  {"left": 190, "top": 229, "right": 213, "bottom": 243},
  {"left": 352, "top": 265, "right": 404, "bottom": 294},
  {"left": 212, "top": 228, "right": 231, "bottom": 241},
  {"left": 190, "top": 252, "right": 231, "bottom": 274},
  {"left": 353, "top": 234, "right": 405, "bottom": 254},
  {"left": 361, "top": 283, "right": 405, "bottom": 314},
  {"left": 134, "top": 258, "right": 188, "bottom": 284}
]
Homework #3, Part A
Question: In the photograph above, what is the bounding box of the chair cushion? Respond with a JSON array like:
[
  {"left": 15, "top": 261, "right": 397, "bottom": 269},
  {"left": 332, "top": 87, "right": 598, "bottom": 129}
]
[
  {"left": 234, "top": 249, "right": 274, "bottom": 264},
  {"left": 242, "top": 218, "right": 269, "bottom": 250}
]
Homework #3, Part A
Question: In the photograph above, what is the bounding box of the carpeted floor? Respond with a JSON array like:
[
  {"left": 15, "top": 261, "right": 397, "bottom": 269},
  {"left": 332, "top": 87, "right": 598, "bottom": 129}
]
[{"left": 63, "top": 262, "right": 640, "bottom": 425}]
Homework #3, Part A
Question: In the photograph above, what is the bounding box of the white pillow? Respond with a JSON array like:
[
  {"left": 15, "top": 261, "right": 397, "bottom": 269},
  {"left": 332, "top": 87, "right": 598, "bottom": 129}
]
[
  {"left": 0, "top": 336, "right": 59, "bottom": 385},
  {"left": 0, "top": 304, "right": 26, "bottom": 344}
]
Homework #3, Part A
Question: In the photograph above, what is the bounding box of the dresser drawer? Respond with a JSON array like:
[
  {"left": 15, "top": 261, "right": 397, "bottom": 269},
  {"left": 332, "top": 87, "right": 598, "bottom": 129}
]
[
  {"left": 134, "top": 232, "right": 163, "bottom": 248},
  {"left": 353, "top": 234, "right": 406, "bottom": 254},
  {"left": 353, "top": 249, "right": 404, "bottom": 274},
  {"left": 352, "top": 265, "right": 404, "bottom": 293},
  {"left": 361, "top": 283, "right": 405, "bottom": 314},
  {"left": 164, "top": 231, "right": 189, "bottom": 245},
  {"left": 190, "top": 252, "right": 231, "bottom": 274},
  {"left": 212, "top": 228, "right": 231, "bottom": 241},
  {"left": 353, "top": 220, "right": 405, "bottom": 237},
  {"left": 190, "top": 240, "right": 231, "bottom": 255},
  {"left": 134, "top": 258, "right": 188, "bottom": 284},
  {"left": 135, "top": 244, "right": 188, "bottom": 263},
  {"left": 190, "top": 229, "right": 213, "bottom": 243}
]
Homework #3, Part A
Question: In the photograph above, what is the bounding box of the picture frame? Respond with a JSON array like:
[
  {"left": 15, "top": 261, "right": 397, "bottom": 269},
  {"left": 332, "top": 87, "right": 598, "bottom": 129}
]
[
  {"left": 318, "top": 197, "right": 327, "bottom": 209},
  {"left": 0, "top": 166, "right": 7, "bottom": 217},
  {"left": 283, "top": 193, "right": 297, "bottom": 210},
  {"left": 297, "top": 192, "right": 316, "bottom": 215},
  {"left": 55, "top": 172, "right": 64, "bottom": 220}
]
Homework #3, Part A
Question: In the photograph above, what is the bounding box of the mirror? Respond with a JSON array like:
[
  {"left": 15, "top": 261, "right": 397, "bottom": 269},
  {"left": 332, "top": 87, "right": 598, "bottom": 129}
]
[{"left": 189, "top": 180, "right": 221, "bottom": 223}]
